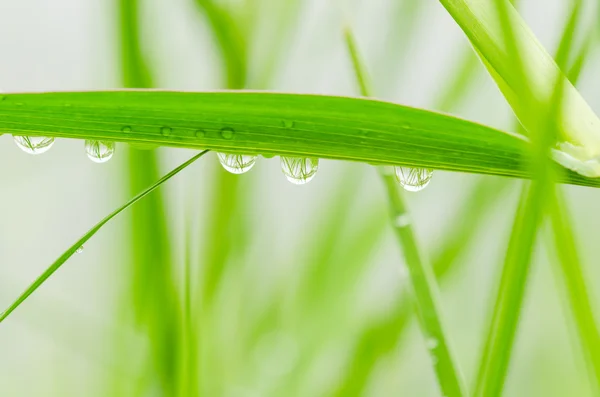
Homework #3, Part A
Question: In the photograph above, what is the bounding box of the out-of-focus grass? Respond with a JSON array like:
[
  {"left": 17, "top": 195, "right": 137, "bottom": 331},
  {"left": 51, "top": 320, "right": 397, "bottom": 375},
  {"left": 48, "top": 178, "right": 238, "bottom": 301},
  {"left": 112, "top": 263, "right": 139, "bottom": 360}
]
[
  {"left": 5, "top": 0, "right": 600, "bottom": 396},
  {"left": 119, "top": 0, "right": 183, "bottom": 395}
]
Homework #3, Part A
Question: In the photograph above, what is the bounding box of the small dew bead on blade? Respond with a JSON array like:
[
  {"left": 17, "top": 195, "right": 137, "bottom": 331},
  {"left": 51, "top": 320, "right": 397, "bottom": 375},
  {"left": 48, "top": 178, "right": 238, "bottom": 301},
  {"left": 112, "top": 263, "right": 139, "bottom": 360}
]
[
  {"left": 394, "top": 166, "right": 433, "bottom": 192},
  {"left": 13, "top": 136, "right": 55, "bottom": 155}
]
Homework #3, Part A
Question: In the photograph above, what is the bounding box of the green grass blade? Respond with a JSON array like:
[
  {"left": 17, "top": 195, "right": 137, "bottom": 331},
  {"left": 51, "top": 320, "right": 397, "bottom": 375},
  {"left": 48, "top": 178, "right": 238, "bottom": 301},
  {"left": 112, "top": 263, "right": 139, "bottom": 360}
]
[
  {"left": 543, "top": 5, "right": 600, "bottom": 389},
  {"left": 438, "top": 0, "right": 600, "bottom": 177},
  {"left": 549, "top": 188, "right": 600, "bottom": 394},
  {"left": 119, "top": 0, "right": 154, "bottom": 88},
  {"left": 380, "top": 172, "right": 467, "bottom": 396},
  {"left": 345, "top": 28, "right": 467, "bottom": 397},
  {"left": 119, "top": 0, "right": 181, "bottom": 393},
  {"left": 475, "top": 2, "right": 585, "bottom": 394},
  {"left": 192, "top": 0, "right": 247, "bottom": 89},
  {"left": 1, "top": 91, "right": 599, "bottom": 187},
  {"left": 0, "top": 151, "right": 209, "bottom": 324},
  {"left": 344, "top": 28, "right": 371, "bottom": 98}
]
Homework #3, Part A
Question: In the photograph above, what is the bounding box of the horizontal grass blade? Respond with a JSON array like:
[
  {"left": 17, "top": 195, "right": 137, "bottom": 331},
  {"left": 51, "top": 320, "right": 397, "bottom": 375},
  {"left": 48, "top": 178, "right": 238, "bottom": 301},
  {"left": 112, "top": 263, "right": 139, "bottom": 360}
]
[
  {"left": 0, "top": 91, "right": 598, "bottom": 187},
  {"left": 0, "top": 150, "right": 209, "bottom": 324}
]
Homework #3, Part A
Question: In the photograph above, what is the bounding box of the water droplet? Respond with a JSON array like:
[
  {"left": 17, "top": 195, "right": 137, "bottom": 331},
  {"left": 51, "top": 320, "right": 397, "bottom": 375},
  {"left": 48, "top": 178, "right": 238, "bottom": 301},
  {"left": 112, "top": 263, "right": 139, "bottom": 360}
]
[
  {"left": 75, "top": 246, "right": 84, "bottom": 254},
  {"left": 161, "top": 126, "right": 171, "bottom": 136},
  {"left": 122, "top": 126, "right": 132, "bottom": 133},
  {"left": 426, "top": 337, "right": 439, "bottom": 350},
  {"left": 394, "top": 167, "right": 433, "bottom": 192},
  {"left": 220, "top": 127, "right": 234, "bottom": 140},
  {"left": 13, "top": 135, "right": 55, "bottom": 155},
  {"left": 217, "top": 153, "right": 256, "bottom": 174},
  {"left": 282, "top": 120, "right": 295, "bottom": 128},
  {"left": 394, "top": 214, "right": 411, "bottom": 228},
  {"left": 85, "top": 140, "right": 115, "bottom": 163},
  {"left": 280, "top": 157, "right": 319, "bottom": 185},
  {"left": 195, "top": 129, "right": 205, "bottom": 138}
]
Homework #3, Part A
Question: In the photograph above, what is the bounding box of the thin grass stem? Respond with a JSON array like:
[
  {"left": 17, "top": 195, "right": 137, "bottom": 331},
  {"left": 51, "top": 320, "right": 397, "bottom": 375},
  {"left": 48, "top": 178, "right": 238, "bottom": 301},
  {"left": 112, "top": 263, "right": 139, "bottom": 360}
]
[{"left": 345, "top": 28, "right": 467, "bottom": 397}]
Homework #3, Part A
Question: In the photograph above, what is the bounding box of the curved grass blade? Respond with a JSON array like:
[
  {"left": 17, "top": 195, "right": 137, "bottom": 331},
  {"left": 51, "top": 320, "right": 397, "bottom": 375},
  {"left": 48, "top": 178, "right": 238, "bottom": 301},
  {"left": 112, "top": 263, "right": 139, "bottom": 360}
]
[
  {"left": 438, "top": 0, "right": 600, "bottom": 177},
  {"left": 475, "top": 2, "right": 585, "bottom": 394},
  {"left": 0, "top": 91, "right": 599, "bottom": 188},
  {"left": 345, "top": 28, "right": 467, "bottom": 396},
  {"left": 0, "top": 150, "right": 209, "bottom": 324}
]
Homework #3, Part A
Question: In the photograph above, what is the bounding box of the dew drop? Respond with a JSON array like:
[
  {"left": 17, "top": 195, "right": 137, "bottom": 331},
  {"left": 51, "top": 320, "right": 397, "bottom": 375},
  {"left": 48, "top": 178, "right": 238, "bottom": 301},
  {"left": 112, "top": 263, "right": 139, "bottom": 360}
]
[
  {"left": 85, "top": 140, "right": 115, "bottom": 163},
  {"left": 217, "top": 153, "right": 256, "bottom": 174},
  {"left": 426, "top": 337, "right": 439, "bottom": 350},
  {"left": 122, "top": 126, "right": 132, "bottom": 133},
  {"left": 195, "top": 129, "right": 205, "bottom": 138},
  {"left": 13, "top": 135, "right": 55, "bottom": 155},
  {"left": 394, "top": 167, "right": 433, "bottom": 192},
  {"left": 161, "top": 126, "right": 172, "bottom": 136},
  {"left": 280, "top": 156, "right": 319, "bottom": 185},
  {"left": 282, "top": 120, "right": 295, "bottom": 128},
  {"left": 220, "top": 127, "right": 234, "bottom": 140},
  {"left": 75, "top": 246, "right": 84, "bottom": 254}
]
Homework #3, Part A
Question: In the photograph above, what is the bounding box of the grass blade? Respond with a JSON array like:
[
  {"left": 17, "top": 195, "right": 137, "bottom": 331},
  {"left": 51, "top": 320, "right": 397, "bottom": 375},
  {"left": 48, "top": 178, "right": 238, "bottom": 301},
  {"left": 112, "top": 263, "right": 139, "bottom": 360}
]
[
  {"left": 438, "top": 0, "right": 600, "bottom": 177},
  {"left": 192, "top": 0, "right": 247, "bottom": 89},
  {"left": 345, "top": 28, "right": 467, "bottom": 397},
  {"left": 0, "top": 150, "right": 209, "bottom": 324},
  {"left": 473, "top": 180, "right": 548, "bottom": 396},
  {"left": 119, "top": 0, "right": 181, "bottom": 393},
  {"left": 0, "top": 91, "right": 599, "bottom": 187},
  {"left": 380, "top": 172, "right": 467, "bottom": 396},
  {"left": 549, "top": 188, "right": 600, "bottom": 394},
  {"left": 475, "top": 2, "right": 585, "bottom": 394}
]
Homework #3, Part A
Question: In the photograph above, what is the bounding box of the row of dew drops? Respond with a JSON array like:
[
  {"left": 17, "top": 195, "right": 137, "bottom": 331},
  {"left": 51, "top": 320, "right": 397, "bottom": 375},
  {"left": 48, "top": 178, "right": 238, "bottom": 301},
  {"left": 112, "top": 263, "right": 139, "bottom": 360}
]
[{"left": 11, "top": 134, "right": 433, "bottom": 191}]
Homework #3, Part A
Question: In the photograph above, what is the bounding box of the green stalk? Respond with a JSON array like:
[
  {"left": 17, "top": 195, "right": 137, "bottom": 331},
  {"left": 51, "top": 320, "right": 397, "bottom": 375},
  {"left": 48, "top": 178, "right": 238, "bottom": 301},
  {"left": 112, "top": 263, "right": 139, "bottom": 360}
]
[
  {"left": 0, "top": 151, "right": 209, "bottom": 324},
  {"left": 549, "top": 188, "right": 600, "bottom": 394},
  {"left": 345, "top": 28, "right": 467, "bottom": 397},
  {"left": 545, "top": 1, "right": 600, "bottom": 393},
  {"left": 475, "top": 2, "right": 585, "bottom": 394},
  {"left": 192, "top": 0, "right": 247, "bottom": 90},
  {"left": 119, "top": 0, "right": 181, "bottom": 394},
  {"left": 473, "top": 180, "right": 548, "bottom": 397}
]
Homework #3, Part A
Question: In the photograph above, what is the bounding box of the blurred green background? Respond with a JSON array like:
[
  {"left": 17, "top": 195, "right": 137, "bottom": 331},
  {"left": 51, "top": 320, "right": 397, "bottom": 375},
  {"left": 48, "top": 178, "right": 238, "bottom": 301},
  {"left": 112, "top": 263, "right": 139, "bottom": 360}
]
[{"left": 2, "top": 0, "right": 600, "bottom": 396}]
